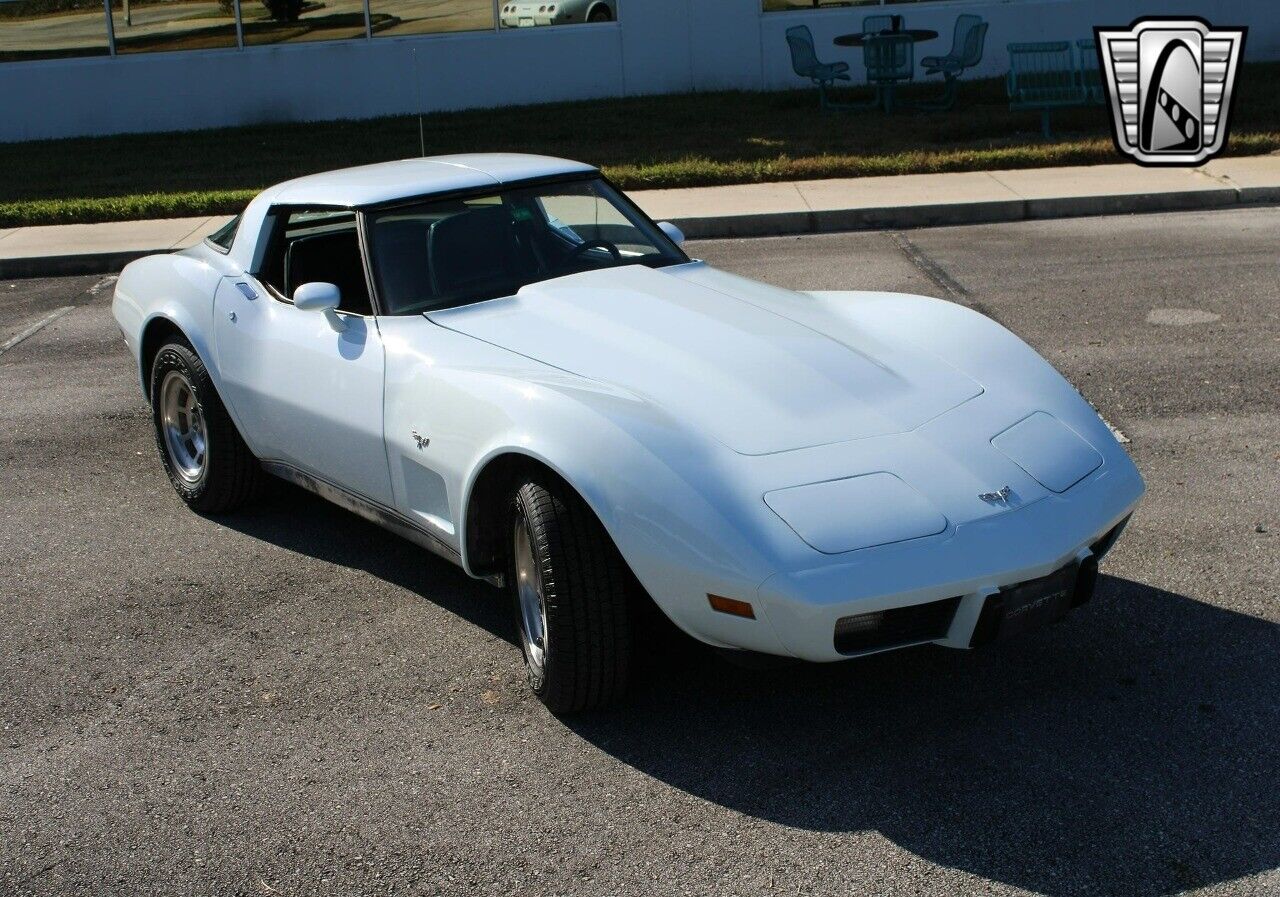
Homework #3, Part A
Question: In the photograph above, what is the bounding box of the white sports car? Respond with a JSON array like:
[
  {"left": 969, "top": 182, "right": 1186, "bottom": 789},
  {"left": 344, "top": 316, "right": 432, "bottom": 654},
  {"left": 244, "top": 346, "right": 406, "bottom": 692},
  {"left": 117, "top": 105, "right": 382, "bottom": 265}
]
[
  {"left": 112, "top": 154, "right": 1144, "bottom": 712},
  {"left": 499, "top": 0, "right": 614, "bottom": 28}
]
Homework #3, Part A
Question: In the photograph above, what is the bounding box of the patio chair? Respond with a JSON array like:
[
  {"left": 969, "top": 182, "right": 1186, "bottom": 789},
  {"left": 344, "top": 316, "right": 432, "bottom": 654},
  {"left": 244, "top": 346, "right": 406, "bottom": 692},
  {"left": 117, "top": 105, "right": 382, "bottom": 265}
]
[
  {"left": 1076, "top": 38, "right": 1106, "bottom": 105},
  {"left": 1006, "top": 41, "right": 1088, "bottom": 138},
  {"left": 864, "top": 32, "right": 914, "bottom": 113},
  {"left": 786, "top": 25, "right": 852, "bottom": 110},
  {"left": 863, "top": 14, "right": 894, "bottom": 35},
  {"left": 916, "top": 15, "right": 988, "bottom": 110}
]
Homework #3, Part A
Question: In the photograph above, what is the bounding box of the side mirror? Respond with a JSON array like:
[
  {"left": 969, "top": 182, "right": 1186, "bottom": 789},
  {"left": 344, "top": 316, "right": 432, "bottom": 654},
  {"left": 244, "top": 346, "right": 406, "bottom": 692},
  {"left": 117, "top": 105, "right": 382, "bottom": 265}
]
[
  {"left": 293, "top": 281, "right": 346, "bottom": 332},
  {"left": 657, "top": 221, "right": 685, "bottom": 246}
]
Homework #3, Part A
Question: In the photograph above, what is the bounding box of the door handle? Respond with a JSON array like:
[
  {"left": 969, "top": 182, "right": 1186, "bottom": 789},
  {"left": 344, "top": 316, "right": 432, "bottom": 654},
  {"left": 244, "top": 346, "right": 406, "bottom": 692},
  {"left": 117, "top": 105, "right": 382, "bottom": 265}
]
[{"left": 234, "top": 282, "right": 258, "bottom": 300}]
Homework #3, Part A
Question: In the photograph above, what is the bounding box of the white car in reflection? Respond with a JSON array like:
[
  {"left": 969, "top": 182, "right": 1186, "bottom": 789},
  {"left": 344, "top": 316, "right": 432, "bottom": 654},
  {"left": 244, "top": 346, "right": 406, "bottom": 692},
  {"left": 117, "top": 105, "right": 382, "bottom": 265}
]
[
  {"left": 112, "top": 154, "right": 1144, "bottom": 713},
  {"left": 499, "top": 0, "right": 614, "bottom": 27}
]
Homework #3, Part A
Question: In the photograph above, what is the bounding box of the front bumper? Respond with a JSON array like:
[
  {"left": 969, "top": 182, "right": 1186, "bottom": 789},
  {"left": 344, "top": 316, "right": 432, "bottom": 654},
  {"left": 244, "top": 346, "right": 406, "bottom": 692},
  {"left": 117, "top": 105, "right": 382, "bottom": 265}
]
[{"left": 753, "top": 461, "right": 1143, "bottom": 662}]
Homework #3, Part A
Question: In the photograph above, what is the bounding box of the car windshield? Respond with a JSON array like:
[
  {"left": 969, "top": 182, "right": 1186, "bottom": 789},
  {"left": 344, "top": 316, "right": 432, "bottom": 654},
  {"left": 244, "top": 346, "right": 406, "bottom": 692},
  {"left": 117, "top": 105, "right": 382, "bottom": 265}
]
[{"left": 365, "top": 177, "right": 688, "bottom": 314}]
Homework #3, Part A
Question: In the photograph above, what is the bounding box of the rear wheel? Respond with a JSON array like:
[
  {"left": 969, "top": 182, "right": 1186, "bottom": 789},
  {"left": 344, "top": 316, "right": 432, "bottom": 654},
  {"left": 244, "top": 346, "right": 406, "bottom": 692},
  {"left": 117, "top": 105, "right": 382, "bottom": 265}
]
[
  {"left": 508, "top": 478, "right": 632, "bottom": 713},
  {"left": 150, "top": 339, "right": 263, "bottom": 513}
]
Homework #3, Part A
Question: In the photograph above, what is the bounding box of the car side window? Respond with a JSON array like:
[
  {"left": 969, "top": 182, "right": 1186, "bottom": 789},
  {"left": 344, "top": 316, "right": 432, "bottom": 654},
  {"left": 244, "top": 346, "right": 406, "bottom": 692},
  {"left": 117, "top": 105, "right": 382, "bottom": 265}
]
[{"left": 260, "top": 209, "right": 374, "bottom": 317}]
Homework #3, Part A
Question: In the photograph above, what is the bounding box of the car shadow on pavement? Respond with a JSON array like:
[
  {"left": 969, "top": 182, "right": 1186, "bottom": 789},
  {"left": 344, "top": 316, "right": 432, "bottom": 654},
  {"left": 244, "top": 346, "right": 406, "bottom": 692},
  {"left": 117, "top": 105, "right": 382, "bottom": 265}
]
[
  {"left": 221, "top": 487, "right": 515, "bottom": 646},
  {"left": 568, "top": 575, "right": 1280, "bottom": 897},
  {"left": 215, "top": 493, "right": 1276, "bottom": 895}
]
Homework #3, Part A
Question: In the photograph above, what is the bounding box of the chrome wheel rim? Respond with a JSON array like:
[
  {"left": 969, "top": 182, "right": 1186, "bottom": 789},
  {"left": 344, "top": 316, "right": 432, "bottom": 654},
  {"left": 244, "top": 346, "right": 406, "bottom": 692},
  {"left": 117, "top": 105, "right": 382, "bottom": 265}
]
[
  {"left": 513, "top": 519, "right": 548, "bottom": 681},
  {"left": 159, "top": 370, "right": 207, "bottom": 485}
]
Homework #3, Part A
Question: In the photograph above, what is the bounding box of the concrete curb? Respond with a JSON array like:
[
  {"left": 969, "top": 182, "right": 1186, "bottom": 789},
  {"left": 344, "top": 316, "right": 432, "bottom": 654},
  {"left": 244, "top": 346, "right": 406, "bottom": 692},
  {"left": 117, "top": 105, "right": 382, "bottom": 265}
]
[
  {"left": 0, "top": 250, "right": 149, "bottom": 280},
  {"left": 671, "top": 186, "right": 1271, "bottom": 240},
  {"left": 3, "top": 183, "right": 1278, "bottom": 279}
]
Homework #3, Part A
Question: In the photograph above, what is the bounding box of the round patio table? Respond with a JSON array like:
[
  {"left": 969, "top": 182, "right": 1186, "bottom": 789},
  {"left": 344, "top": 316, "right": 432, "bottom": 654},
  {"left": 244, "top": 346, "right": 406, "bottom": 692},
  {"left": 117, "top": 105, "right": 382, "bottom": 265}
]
[{"left": 834, "top": 29, "right": 938, "bottom": 47}]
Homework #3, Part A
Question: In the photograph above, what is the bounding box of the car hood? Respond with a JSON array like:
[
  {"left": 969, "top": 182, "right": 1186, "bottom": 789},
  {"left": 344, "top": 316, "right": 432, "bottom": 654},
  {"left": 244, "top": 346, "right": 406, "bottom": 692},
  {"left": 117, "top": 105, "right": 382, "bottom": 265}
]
[{"left": 426, "top": 263, "right": 982, "bottom": 455}]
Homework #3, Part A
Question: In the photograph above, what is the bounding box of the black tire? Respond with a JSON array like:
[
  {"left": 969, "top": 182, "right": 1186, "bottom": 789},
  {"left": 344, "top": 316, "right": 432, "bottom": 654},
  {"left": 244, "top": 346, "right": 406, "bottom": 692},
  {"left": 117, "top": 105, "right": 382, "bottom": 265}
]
[
  {"left": 587, "top": 5, "right": 611, "bottom": 22},
  {"left": 508, "top": 478, "right": 632, "bottom": 713},
  {"left": 150, "top": 339, "right": 263, "bottom": 514}
]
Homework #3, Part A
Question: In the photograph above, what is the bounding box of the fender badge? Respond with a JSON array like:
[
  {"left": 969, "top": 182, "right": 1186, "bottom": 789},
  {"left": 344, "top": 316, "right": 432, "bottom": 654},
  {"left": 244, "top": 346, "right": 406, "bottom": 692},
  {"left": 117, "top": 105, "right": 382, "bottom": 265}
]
[
  {"left": 411, "top": 430, "right": 430, "bottom": 450},
  {"left": 979, "top": 485, "right": 1013, "bottom": 505}
]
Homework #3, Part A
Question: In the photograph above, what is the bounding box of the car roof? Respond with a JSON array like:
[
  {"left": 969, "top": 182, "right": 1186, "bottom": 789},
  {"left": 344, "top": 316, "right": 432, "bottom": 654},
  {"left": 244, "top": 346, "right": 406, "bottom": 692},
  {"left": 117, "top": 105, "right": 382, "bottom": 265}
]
[
  {"left": 267, "top": 154, "right": 599, "bottom": 208},
  {"left": 225, "top": 153, "right": 599, "bottom": 270}
]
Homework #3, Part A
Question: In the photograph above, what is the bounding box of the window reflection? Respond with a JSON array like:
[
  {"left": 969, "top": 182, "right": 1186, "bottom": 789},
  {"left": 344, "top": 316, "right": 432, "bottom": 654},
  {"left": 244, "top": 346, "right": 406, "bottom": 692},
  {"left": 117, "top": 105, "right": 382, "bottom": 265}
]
[
  {"left": 241, "top": 0, "right": 367, "bottom": 45},
  {"left": 762, "top": 0, "right": 879, "bottom": 10},
  {"left": 110, "top": 0, "right": 237, "bottom": 54},
  {"left": 370, "top": 0, "right": 493, "bottom": 38},
  {"left": 498, "top": 0, "right": 615, "bottom": 29},
  {"left": 0, "top": 0, "right": 111, "bottom": 62}
]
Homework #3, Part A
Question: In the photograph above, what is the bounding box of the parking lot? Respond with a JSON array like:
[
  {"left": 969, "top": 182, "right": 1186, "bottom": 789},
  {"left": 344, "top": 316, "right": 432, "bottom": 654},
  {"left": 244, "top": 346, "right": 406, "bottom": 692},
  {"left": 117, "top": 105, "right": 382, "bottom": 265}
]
[{"left": 1, "top": 207, "right": 1277, "bottom": 896}]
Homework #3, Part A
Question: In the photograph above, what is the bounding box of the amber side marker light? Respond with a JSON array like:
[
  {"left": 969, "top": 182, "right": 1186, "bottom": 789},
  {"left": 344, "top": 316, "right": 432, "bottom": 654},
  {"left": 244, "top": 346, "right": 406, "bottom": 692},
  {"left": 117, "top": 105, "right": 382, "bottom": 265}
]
[{"left": 707, "top": 594, "right": 755, "bottom": 619}]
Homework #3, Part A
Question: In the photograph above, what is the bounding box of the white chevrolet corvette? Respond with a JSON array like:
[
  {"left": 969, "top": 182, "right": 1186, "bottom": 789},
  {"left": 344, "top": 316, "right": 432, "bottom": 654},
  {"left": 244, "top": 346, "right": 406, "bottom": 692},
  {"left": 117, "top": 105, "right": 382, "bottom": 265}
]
[{"left": 113, "top": 154, "right": 1144, "bottom": 712}]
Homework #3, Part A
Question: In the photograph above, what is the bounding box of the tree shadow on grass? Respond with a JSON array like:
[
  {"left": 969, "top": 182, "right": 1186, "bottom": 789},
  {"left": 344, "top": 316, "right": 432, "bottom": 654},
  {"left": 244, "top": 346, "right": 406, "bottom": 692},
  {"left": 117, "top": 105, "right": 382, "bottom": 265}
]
[{"left": 217, "top": 492, "right": 1278, "bottom": 895}]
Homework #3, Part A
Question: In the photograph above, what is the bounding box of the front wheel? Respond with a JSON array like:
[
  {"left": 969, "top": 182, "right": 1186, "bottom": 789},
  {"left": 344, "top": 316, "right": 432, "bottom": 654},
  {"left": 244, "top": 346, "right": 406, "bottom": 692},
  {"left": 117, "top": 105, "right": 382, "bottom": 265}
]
[
  {"left": 508, "top": 478, "right": 632, "bottom": 713},
  {"left": 587, "top": 5, "right": 611, "bottom": 22},
  {"left": 150, "top": 339, "right": 263, "bottom": 513}
]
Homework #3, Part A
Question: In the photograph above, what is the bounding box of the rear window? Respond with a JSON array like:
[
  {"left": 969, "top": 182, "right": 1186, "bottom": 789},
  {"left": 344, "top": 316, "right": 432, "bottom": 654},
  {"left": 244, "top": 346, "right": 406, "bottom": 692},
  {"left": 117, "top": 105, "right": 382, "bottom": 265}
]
[{"left": 206, "top": 215, "right": 241, "bottom": 252}]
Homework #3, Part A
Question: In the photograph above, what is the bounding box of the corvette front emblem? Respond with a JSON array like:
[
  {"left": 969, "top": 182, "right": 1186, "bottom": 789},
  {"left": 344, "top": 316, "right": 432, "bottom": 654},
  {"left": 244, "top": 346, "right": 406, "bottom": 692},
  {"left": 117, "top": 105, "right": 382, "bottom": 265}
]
[
  {"left": 979, "top": 486, "right": 1013, "bottom": 505},
  {"left": 1095, "top": 17, "right": 1246, "bottom": 166}
]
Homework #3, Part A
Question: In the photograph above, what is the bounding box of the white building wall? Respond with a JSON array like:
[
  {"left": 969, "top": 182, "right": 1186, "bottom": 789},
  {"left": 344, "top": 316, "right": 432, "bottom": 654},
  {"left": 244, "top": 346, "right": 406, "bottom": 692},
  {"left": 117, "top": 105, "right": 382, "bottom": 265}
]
[{"left": 0, "top": 0, "right": 1273, "bottom": 142}]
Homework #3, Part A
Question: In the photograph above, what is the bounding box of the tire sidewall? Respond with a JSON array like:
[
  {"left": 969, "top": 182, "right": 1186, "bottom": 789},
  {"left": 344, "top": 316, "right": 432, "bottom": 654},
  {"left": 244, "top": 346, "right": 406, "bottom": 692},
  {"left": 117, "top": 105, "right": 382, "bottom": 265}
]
[
  {"left": 509, "top": 487, "right": 550, "bottom": 696},
  {"left": 150, "top": 343, "right": 214, "bottom": 506}
]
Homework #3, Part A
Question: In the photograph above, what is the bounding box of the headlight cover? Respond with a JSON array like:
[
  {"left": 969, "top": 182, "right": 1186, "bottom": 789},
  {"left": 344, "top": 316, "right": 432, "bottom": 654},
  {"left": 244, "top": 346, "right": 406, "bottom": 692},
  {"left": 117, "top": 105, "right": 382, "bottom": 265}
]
[
  {"left": 764, "top": 472, "right": 948, "bottom": 554},
  {"left": 991, "top": 411, "right": 1102, "bottom": 493}
]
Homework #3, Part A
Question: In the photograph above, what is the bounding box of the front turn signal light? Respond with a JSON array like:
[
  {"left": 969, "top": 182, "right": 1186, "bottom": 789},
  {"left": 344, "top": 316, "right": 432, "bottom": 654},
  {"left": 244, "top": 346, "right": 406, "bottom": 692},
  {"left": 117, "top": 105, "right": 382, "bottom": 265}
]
[{"left": 708, "top": 594, "right": 755, "bottom": 619}]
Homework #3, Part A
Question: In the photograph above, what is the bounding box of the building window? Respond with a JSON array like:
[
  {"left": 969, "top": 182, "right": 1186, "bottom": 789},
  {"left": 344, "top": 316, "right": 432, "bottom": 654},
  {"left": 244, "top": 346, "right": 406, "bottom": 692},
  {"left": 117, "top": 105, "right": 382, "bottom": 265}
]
[
  {"left": 241, "top": 0, "right": 369, "bottom": 46},
  {"left": 370, "top": 0, "right": 493, "bottom": 38},
  {"left": 498, "top": 0, "right": 616, "bottom": 29},
  {"left": 763, "top": 0, "right": 936, "bottom": 10},
  {"left": 0, "top": 0, "right": 111, "bottom": 62},
  {"left": 110, "top": 0, "right": 238, "bottom": 55}
]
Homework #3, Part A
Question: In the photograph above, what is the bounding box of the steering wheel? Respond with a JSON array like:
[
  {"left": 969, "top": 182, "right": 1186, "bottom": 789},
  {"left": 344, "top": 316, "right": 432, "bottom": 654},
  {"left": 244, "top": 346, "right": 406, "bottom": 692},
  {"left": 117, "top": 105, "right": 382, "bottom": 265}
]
[{"left": 570, "top": 239, "right": 623, "bottom": 263}]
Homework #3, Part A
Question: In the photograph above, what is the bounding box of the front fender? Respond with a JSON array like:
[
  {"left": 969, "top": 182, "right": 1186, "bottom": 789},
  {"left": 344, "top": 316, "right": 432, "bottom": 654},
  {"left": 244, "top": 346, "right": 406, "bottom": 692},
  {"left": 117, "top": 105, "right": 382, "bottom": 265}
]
[
  {"left": 112, "top": 249, "right": 233, "bottom": 399},
  {"left": 380, "top": 316, "right": 791, "bottom": 655}
]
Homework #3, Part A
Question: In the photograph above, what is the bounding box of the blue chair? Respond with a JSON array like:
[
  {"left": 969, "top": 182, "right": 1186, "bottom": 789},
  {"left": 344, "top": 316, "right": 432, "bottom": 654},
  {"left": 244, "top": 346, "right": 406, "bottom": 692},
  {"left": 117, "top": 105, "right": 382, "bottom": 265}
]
[
  {"left": 918, "top": 15, "right": 988, "bottom": 109},
  {"left": 864, "top": 32, "right": 914, "bottom": 113},
  {"left": 786, "top": 25, "right": 851, "bottom": 110},
  {"left": 863, "top": 14, "right": 894, "bottom": 35}
]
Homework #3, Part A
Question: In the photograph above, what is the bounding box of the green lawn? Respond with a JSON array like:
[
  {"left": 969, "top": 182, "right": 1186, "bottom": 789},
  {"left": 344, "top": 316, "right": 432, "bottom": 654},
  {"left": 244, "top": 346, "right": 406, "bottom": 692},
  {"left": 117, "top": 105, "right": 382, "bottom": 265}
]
[{"left": 3, "top": 64, "right": 1278, "bottom": 228}]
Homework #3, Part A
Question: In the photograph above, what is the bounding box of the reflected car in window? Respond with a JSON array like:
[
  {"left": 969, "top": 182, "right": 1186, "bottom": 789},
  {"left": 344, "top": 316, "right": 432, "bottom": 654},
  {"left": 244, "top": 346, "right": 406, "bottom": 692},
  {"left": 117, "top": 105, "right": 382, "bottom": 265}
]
[{"left": 499, "top": 0, "right": 614, "bottom": 28}]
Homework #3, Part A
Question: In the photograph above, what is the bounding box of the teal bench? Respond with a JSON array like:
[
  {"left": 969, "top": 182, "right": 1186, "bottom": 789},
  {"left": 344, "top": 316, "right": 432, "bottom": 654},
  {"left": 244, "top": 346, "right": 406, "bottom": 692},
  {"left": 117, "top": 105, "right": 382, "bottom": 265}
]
[{"left": 1007, "top": 41, "right": 1102, "bottom": 138}]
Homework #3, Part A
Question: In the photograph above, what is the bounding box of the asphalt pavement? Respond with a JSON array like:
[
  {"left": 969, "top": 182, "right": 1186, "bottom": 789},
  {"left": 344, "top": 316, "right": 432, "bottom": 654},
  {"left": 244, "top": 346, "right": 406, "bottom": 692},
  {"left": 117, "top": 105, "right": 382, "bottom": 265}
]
[{"left": 1, "top": 207, "right": 1277, "bottom": 896}]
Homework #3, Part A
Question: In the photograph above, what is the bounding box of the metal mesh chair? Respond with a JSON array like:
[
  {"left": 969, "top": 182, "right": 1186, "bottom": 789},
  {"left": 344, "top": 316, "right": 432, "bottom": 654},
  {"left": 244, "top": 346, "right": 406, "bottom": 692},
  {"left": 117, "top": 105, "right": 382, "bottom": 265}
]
[
  {"left": 863, "top": 14, "right": 894, "bottom": 35},
  {"left": 921, "top": 14, "right": 985, "bottom": 76},
  {"left": 864, "top": 32, "right": 914, "bottom": 113},
  {"left": 917, "top": 15, "right": 987, "bottom": 109},
  {"left": 786, "top": 24, "right": 851, "bottom": 110}
]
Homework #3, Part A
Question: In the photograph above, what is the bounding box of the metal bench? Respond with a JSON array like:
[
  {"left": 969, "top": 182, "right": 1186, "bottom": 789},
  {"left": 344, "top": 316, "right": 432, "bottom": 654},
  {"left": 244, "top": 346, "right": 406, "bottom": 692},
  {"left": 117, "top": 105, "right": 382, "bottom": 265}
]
[
  {"left": 1006, "top": 41, "right": 1089, "bottom": 138},
  {"left": 1076, "top": 38, "right": 1107, "bottom": 106}
]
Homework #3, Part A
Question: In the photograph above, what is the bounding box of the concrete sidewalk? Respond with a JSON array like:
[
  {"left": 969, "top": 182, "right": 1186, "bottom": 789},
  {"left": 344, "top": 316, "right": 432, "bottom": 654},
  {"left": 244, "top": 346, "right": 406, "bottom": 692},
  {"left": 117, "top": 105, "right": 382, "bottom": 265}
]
[{"left": 2, "top": 155, "right": 1277, "bottom": 278}]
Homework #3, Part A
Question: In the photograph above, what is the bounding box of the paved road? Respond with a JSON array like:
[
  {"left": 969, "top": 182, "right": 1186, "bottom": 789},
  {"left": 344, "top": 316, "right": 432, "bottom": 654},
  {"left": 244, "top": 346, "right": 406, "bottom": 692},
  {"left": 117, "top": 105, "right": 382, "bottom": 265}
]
[{"left": 1, "top": 208, "right": 1277, "bottom": 896}]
